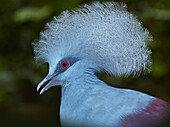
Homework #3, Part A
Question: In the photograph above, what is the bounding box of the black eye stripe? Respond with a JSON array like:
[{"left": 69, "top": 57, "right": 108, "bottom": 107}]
[{"left": 54, "top": 57, "right": 79, "bottom": 76}]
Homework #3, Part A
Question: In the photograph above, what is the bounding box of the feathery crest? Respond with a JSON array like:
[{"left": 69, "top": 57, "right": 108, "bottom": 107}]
[{"left": 33, "top": 1, "right": 152, "bottom": 76}]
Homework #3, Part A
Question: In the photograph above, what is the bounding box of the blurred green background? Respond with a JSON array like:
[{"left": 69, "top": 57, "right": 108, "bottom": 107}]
[{"left": 0, "top": 0, "right": 169, "bottom": 126}]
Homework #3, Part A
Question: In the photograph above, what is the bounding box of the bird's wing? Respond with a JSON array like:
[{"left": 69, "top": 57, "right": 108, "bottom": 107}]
[{"left": 120, "top": 97, "right": 170, "bottom": 127}]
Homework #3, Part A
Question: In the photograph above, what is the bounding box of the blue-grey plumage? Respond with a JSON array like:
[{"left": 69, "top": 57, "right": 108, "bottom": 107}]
[
  {"left": 34, "top": 1, "right": 169, "bottom": 127},
  {"left": 59, "top": 68, "right": 154, "bottom": 127}
]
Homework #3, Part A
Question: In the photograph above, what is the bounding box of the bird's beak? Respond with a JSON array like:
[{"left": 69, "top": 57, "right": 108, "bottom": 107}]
[{"left": 37, "top": 75, "right": 63, "bottom": 95}]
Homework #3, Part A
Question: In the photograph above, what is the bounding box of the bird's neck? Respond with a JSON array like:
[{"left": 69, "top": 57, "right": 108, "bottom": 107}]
[{"left": 61, "top": 72, "right": 106, "bottom": 99}]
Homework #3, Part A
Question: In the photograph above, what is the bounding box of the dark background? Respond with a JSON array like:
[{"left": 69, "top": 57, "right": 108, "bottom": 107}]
[{"left": 0, "top": 0, "right": 169, "bottom": 126}]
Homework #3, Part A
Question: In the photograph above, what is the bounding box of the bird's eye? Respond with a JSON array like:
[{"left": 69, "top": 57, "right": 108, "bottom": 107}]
[{"left": 62, "top": 61, "right": 69, "bottom": 68}]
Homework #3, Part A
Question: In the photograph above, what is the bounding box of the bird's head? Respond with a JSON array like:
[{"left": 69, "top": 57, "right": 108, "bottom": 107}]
[
  {"left": 33, "top": 2, "right": 152, "bottom": 94},
  {"left": 36, "top": 57, "right": 78, "bottom": 94}
]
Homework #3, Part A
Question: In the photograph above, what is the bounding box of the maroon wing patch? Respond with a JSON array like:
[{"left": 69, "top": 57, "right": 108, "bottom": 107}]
[{"left": 120, "top": 98, "right": 170, "bottom": 127}]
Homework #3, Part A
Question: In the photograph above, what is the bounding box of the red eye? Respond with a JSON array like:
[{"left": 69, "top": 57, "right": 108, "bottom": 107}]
[{"left": 62, "top": 61, "right": 69, "bottom": 68}]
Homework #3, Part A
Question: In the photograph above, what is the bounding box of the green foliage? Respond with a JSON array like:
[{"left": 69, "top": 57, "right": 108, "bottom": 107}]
[{"left": 13, "top": 6, "right": 53, "bottom": 23}]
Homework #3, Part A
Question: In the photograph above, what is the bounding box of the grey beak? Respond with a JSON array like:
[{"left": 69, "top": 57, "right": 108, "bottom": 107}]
[
  {"left": 37, "top": 75, "right": 52, "bottom": 91},
  {"left": 37, "top": 75, "right": 63, "bottom": 95},
  {"left": 39, "top": 80, "right": 53, "bottom": 95},
  {"left": 37, "top": 77, "right": 49, "bottom": 91}
]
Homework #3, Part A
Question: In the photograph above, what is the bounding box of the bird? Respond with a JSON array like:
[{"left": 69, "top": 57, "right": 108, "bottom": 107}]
[{"left": 33, "top": 1, "right": 169, "bottom": 127}]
